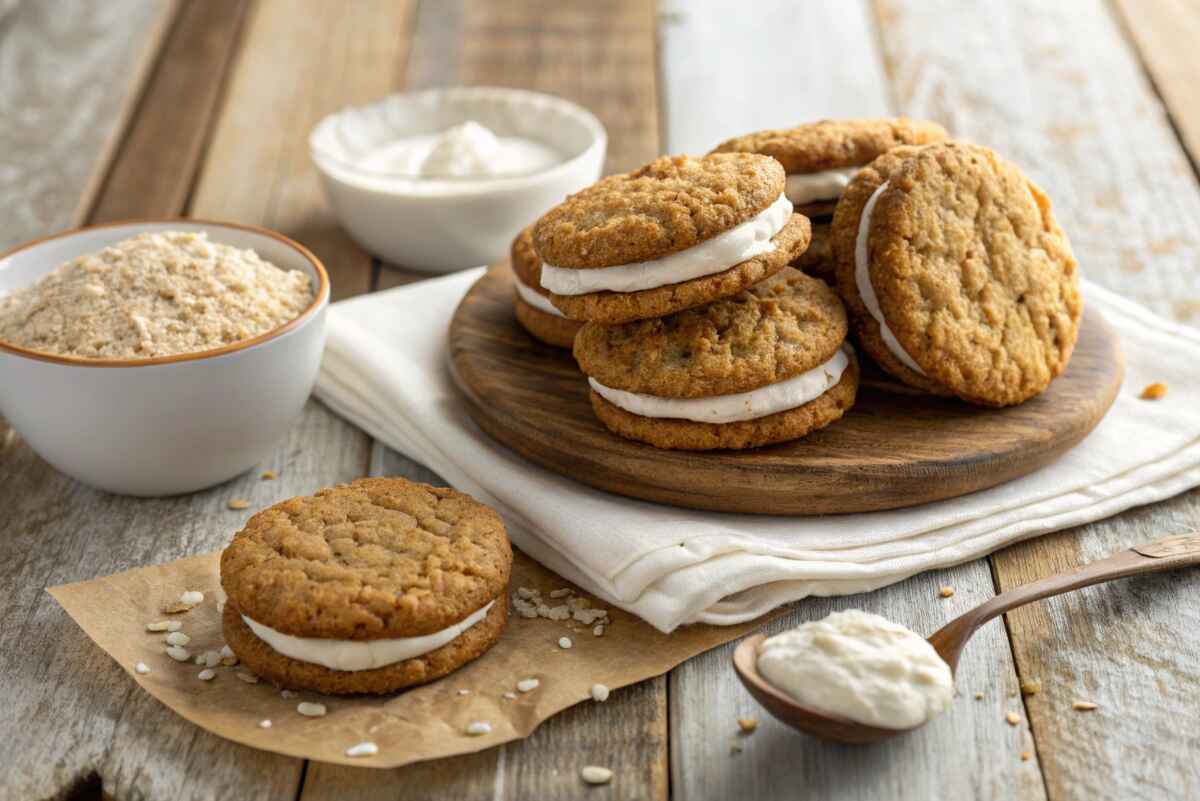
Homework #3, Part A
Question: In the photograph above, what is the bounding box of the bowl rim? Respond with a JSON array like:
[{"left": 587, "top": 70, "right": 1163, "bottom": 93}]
[
  {"left": 0, "top": 218, "right": 331, "bottom": 369},
  {"left": 308, "top": 86, "right": 608, "bottom": 194}
]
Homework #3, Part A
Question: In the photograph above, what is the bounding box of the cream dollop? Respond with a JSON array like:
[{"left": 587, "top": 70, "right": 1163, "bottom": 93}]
[
  {"left": 589, "top": 345, "right": 850, "bottom": 424},
  {"left": 854, "top": 180, "right": 927, "bottom": 375},
  {"left": 757, "top": 610, "right": 954, "bottom": 729},
  {"left": 356, "top": 121, "right": 560, "bottom": 178},
  {"left": 241, "top": 601, "right": 494, "bottom": 672},
  {"left": 540, "top": 193, "right": 793, "bottom": 295}
]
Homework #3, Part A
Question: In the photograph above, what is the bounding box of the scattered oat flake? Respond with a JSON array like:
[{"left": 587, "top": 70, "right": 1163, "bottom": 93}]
[
  {"left": 236, "top": 672, "right": 259, "bottom": 684},
  {"left": 558, "top": 636, "right": 573, "bottom": 650},
  {"left": 517, "top": 678, "right": 540, "bottom": 693},
  {"left": 503, "top": 691, "right": 517, "bottom": 700},
  {"left": 737, "top": 718, "right": 759, "bottom": 734},
  {"left": 220, "top": 645, "right": 235, "bottom": 658},
  {"left": 549, "top": 588, "right": 573, "bottom": 599},
  {"left": 179, "top": 590, "right": 204, "bottom": 606},
  {"left": 1140, "top": 382, "right": 1168, "bottom": 400},
  {"left": 1020, "top": 679, "right": 1042, "bottom": 696},
  {"left": 591, "top": 683, "right": 610, "bottom": 702},
  {"left": 975, "top": 692, "right": 985, "bottom": 700},
  {"left": 1006, "top": 711, "right": 1021, "bottom": 726},
  {"left": 261, "top": 469, "right": 277, "bottom": 480},
  {"left": 593, "top": 624, "right": 605, "bottom": 637},
  {"left": 1073, "top": 701, "right": 1098, "bottom": 711},
  {"left": 280, "top": 689, "right": 296, "bottom": 698},
  {"left": 457, "top": 689, "right": 471, "bottom": 696},
  {"left": 160, "top": 601, "right": 192, "bottom": 614},
  {"left": 166, "top": 646, "right": 191, "bottom": 662},
  {"left": 198, "top": 669, "right": 216, "bottom": 681},
  {"left": 345, "top": 741, "right": 378, "bottom": 758},
  {"left": 297, "top": 702, "right": 327, "bottom": 717},
  {"left": 259, "top": 719, "right": 272, "bottom": 729},
  {"left": 939, "top": 586, "right": 955, "bottom": 598},
  {"left": 227, "top": 498, "right": 251, "bottom": 510},
  {"left": 202, "top": 651, "right": 221, "bottom": 668},
  {"left": 465, "top": 721, "right": 491, "bottom": 736},
  {"left": 146, "top": 620, "right": 180, "bottom": 632},
  {"left": 1021, "top": 751, "right": 1032, "bottom": 762},
  {"left": 580, "top": 766, "right": 613, "bottom": 785},
  {"left": 135, "top": 662, "right": 150, "bottom": 675},
  {"left": 165, "top": 631, "right": 191, "bottom": 647}
]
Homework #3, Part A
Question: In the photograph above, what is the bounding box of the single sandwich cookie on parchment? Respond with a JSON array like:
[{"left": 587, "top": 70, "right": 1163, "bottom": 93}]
[
  {"left": 534, "top": 153, "right": 811, "bottom": 324},
  {"left": 510, "top": 226, "right": 582, "bottom": 349},
  {"left": 220, "top": 477, "right": 511, "bottom": 695},
  {"left": 830, "top": 141, "right": 1082, "bottom": 407},
  {"left": 574, "top": 269, "right": 858, "bottom": 450}
]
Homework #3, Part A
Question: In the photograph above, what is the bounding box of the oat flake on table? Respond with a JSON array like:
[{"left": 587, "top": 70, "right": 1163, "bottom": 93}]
[{"left": 0, "top": 231, "right": 313, "bottom": 359}]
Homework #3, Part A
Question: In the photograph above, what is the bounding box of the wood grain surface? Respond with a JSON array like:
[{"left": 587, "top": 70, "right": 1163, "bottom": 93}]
[{"left": 449, "top": 263, "right": 1122, "bottom": 515}]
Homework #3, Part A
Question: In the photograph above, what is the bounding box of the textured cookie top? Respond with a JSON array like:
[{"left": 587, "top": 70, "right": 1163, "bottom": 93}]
[
  {"left": 574, "top": 268, "right": 848, "bottom": 398},
  {"left": 221, "top": 478, "right": 512, "bottom": 640},
  {"left": 867, "top": 142, "right": 1082, "bottom": 405},
  {"left": 711, "top": 118, "right": 947, "bottom": 174},
  {"left": 533, "top": 153, "right": 785, "bottom": 269},
  {"left": 510, "top": 225, "right": 544, "bottom": 292}
]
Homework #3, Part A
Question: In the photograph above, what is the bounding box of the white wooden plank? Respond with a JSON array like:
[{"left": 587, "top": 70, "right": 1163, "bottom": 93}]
[
  {"left": 874, "top": 1, "right": 1200, "bottom": 797},
  {"left": 0, "top": 0, "right": 176, "bottom": 249},
  {"left": 659, "top": 3, "right": 1044, "bottom": 799}
]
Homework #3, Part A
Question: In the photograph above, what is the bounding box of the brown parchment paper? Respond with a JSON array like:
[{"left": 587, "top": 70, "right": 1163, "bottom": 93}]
[{"left": 49, "top": 549, "right": 780, "bottom": 769}]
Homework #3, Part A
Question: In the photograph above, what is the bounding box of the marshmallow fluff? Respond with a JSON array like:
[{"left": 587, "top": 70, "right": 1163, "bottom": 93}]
[
  {"left": 785, "top": 167, "right": 858, "bottom": 205},
  {"left": 757, "top": 610, "right": 954, "bottom": 729},
  {"left": 540, "top": 193, "right": 793, "bottom": 295},
  {"left": 590, "top": 345, "right": 851, "bottom": 424},
  {"left": 855, "top": 180, "right": 927, "bottom": 375},
  {"left": 514, "top": 279, "right": 567, "bottom": 317},
  {"left": 356, "top": 121, "right": 561, "bottom": 178},
  {"left": 241, "top": 601, "right": 494, "bottom": 672}
]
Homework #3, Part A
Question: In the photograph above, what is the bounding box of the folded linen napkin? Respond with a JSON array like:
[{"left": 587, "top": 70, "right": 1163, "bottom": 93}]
[{"left": 315, "top": 268, "right": 1200, "bottom": 632}]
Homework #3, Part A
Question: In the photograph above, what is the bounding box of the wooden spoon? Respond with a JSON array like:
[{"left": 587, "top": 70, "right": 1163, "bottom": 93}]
[{"left": 733, "top": 533, "right": 1200, "bottom": 745}]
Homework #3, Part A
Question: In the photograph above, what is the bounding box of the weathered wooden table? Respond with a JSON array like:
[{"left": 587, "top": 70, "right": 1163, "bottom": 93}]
[{"left": 3, "top": 2, "right": 1198, "bottom": 799}]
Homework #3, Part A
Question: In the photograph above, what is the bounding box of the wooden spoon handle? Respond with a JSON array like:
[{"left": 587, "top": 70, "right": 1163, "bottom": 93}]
[{"left": 929, "top": 533, "right": 1200, "bottom": 669}]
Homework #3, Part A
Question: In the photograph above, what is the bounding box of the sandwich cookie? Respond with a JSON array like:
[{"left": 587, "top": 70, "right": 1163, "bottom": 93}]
[
  {"left": 220, "top": 477, "right": 512, "bottom": 695},
  {"left": 534, "top": 153, "right": 811, "bottom": 324},
  {"left": 574, "top": 268, "right": 858, "bottom": 451},
  {"left": 711, "top": 119, "right": 947, "bottom": 280},
  {"left": 510, "top": 226, "right": 582, "bottom": 348},
  {"left": 830, "top": 141, "right": 1082, "bottom": 407}
]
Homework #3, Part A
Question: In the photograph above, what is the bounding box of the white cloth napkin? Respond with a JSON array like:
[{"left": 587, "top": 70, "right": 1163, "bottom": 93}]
[{"left": 315, "top": 268, "right": 1200, "bottom": 633}]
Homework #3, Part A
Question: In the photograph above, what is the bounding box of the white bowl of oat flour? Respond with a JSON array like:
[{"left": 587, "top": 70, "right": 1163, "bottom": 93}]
[{"left": 0, "top": 221, "right": 329, "bottom": 496}]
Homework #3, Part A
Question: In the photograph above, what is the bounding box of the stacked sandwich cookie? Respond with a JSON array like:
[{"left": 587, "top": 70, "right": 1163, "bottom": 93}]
[
  {"left": 510, "top": 226, "right": 582, "bottom": 348},
  {"left": 221, "top": 477, "right": 511, "bottom": 695},
  {"left": 830, "top": 141, "right": 1081, "bottom": 406},
  {"left": 711, "top": 118, "right": 946, "bottom": 280},
  {"left": 574, "top": 269, "right": 858, "bottom": 450},
  {"left": 534, "top": 153, "right": 811, "bottom": 324}
]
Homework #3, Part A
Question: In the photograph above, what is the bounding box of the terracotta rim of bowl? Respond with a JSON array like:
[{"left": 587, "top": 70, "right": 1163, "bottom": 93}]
[{"left": 0, "top": 218, "right": 331, "bottom": 368}]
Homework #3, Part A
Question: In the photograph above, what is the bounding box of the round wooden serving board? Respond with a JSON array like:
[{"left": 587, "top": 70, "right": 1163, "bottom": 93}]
[{"left": 449, "top": 264, "right": 1124, "bottom": 516}]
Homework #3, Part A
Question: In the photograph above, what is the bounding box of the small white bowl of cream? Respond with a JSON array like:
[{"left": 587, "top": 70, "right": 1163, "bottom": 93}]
[{"left": 310, "top": 87, "right": 607, "bottom": 273}]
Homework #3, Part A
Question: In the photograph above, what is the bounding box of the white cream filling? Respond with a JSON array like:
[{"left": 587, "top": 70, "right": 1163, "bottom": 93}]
[
  {"left": 540, "top": 192, "right": 793, "bottom": 296},
  {"left": 241, "top": 601, "right": 494, "bottom": 672},
  {"left": 514, "top": 278, "right": 567, "bottom": 317},
  {"left": 854, "top": 180, "right": 927, "bottom": 376},
  {"left": 785, "top": 167, "right": 858, "bottom": 205},
  {"left": 590, "top": 345, "right": 850, "bottom": 424}
]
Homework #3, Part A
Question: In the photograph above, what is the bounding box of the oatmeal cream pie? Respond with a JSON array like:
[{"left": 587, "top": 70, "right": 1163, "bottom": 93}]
[
  {"left": 220, "top": 477, "right": 511, "bottom": 695},
  {"left": 534, "top": 153, "right": 812, "bottom": 324},
  {"left": 574, "top": 268, "right": 858, "bottom": 451},
  {"left": 830, "top": 141, "right": 1082, "bottom": 407},
  {"left": 510, "top": 225, "right": 582, "bottom": 348},
  {"left": 711, "top": 119, "right": 947, "bottom": 280}
]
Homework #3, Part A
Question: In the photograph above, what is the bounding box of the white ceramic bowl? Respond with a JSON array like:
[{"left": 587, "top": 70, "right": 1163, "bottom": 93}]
[
  {"left": 0, "top": 220, "right": 330, "bottom": 496},
  {"left": 310, "top": 87, "right": 607, "bottom": 273}
]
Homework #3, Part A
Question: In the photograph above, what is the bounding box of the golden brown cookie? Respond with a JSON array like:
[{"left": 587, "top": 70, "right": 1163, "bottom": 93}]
[
  {"left": 574, "top": 269, "right": 857, "bottom": 450},
  {"left": 510, "top": 226, "right": 582, "bottom": 348},
  {"left": 533, "top": 153, "right": 809, "bottom": 323},
  {"left": 830, "top": 141, "right": 1082, "bottom": 406},
  {"left": 711, "top": 118, "right": 948, "bottom": 218},
  {"left": 793, "top": 221, "right": 834, "bottom": 280},
  {"left": 220, "top": 477, "right": 512, "bottom": 694}
]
